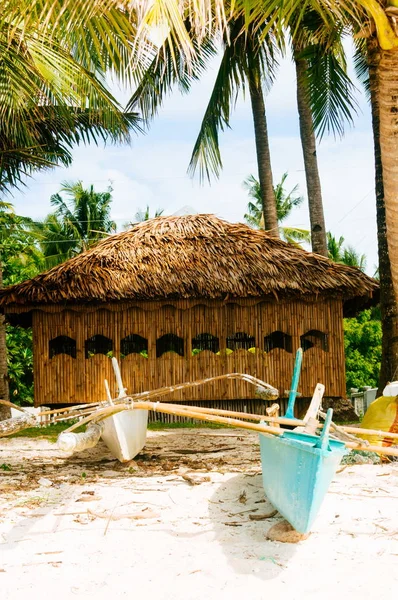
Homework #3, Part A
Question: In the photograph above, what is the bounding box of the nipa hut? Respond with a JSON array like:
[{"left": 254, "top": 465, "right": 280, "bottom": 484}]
[{"left": 0, "top": 214, "right": 378, "bottom": 416}]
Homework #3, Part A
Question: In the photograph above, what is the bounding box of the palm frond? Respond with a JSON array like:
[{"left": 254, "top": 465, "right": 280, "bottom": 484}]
[
  {"left": 342, "top": 245, "right": 367, "bottom": 271},
  {"left": 0, "top": 107, "right": 139, "bottom": 194},
  {"left": 327, "top": 232, "right": 345, "bottom": 262},
  {"left": 188, "top": 18, "right": 280, "bottom": 181},
  {"left": 243, "top": 172, "right": 309, "bottom": 242},
  {"left": 296, "top": 30, "right": 359, "bottom": 139},
  {"left": 281, "top": 226, "right": 311, "bottom": 245},
  {"left": 134, "top": 206, "right": 165, "bottom": 222},
  {"left": 353, "top": 38, "right": 370, "bottom": 101},
  {"left": 127, "top": 29, "right": 217, "bottom": 124},
  {"left": 187, "top": 41, "right": 245, "bottom": 181},
  {"left": 0, "top": 1, "right": 144, "bottom": 192}
]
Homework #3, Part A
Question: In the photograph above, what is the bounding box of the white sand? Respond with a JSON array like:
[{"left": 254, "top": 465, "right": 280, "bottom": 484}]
[{"left": 1, "top": 429, "right": 397, "bottom": 599}]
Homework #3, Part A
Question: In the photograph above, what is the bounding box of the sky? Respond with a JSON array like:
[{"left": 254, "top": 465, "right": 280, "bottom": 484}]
[{"left": 9, "top": 40, "right": 378, "bottom": 276}]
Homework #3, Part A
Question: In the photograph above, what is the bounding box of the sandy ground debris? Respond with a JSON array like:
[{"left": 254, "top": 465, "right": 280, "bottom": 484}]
[{"left": 1, "top": 429, "right": 398, "bottom": 599}]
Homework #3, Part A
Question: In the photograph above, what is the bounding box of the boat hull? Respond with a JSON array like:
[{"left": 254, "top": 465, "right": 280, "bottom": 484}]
[
  {"left": 101, "top": 409, "right": 148, "bottom": 462},
  {"left": 259, "top": 431, "right": 346, "bottom": 533}
]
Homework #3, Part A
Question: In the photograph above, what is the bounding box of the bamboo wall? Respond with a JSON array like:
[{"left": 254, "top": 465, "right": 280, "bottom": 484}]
[{"left": 31, "top": 298, "right": 346, "bottom": 407}]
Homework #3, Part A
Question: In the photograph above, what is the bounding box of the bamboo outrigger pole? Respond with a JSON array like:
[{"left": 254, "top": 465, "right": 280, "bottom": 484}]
[{"left": 58, "top": 400, "right": 398, "bottom": 458}]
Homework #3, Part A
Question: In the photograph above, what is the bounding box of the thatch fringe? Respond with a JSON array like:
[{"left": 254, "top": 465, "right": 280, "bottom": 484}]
[{"left": 0, "top": 214, "right": 378, "bottom": 310}]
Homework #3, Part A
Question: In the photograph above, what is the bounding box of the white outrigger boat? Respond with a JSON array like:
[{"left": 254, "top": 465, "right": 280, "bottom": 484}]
[{"left": 56, "top": 358, "right": 150, "bottom": 462}]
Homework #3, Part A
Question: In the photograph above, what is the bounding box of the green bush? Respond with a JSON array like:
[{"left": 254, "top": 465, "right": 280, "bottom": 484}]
[{"left": 344, "top": 309, "right": 381, "bottom": 392}]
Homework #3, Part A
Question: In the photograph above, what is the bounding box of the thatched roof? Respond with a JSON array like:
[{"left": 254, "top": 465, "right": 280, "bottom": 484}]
[{"left": 0, "top": 214, "right": 378, "bottom": 316}]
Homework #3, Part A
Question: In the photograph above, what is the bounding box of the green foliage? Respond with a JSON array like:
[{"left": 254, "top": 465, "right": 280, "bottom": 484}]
[
  {"left": 327, "top": 232, "right": 367, "bottom": 271},
  {"left": 33, "top": 181, "right": 116, "bottom": 267},
  {"left": 134, "top": 206, "right": 164, "bottom": 223},
  {"left": 6, "top": 325, "right": 34, "bottom": 404},
  {"left": 344, "top": 309, "right": 382, "bottom": 391},
  {"left": 0, "top": 1, "right": 139, "bottom": 193},
  {"left": 243, "top": 173, "right": 311, "bottom": 245},
  {"left": 1, "top": 202, "right": 40, "bottom": 405},
  {"left": 0, "top": 202, "right": 42, "bottom": 282}
]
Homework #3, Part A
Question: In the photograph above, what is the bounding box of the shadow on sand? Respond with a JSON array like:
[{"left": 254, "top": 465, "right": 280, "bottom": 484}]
[{"left": 207, "top": 472, "right": 298, "bottom": 580}]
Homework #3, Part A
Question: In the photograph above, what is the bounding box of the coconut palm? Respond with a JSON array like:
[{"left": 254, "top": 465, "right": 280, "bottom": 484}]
[
  {"left": 134, "top": 1, "right": 398, "bottom": 388},
  {"left": 291, "top": 12, "right": 357, "bottom": 257},
  {"left": 0, "top": 1, "right": 142, "bottom": 192},
  {"left": 354, "top": 37, "right": 397, "bottom": 389},
  {"left": 327, "top": 232, "right": 367, "bottom": 271},
  {"left": 130, "top": 18, "right": 281, "bottom": 235},
  {"left": 135, "top": 206, "right": 165, "bottom": 222},
  {"left": 243, "top": 173, "right": 311, "bottom": 245},
  {"left": 35, "top": 182, "right": 116, "bottom": 266},
  {"left": 134, "top": 0, "right": 398, "bottom": 263},
  {"left": 0, "top": 108, "right": 139, "bottom": 195},
  {"left": 0, "top": 264, "right": 8, "bottom": 420},
  {"left": 131, "top": 11, "right": 356, "bottom": 245},
  {"left": 0, "top": 0, "right": 147, "bottom": 412}
]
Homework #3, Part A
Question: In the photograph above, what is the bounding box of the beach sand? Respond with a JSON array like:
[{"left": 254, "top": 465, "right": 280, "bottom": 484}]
[{"left": 1, "top": 429, "right": 397, "bottom": 599}]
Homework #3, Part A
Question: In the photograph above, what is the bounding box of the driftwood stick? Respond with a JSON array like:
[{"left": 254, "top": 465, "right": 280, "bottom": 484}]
[
  {"left": 0, "top": 399, "right": 30, "bottom": 413},
  {"left": 141, "top": 404, "right": 398, "bottom": 457},
  {"left": 303, "top": 384, "right": 324, "bottom": 422},
  {"left": 60, "top": 400, "right": 304, "bottom": 431},
  {"left": 266, "top": 404, "right": 280, "bottom": 428},
  {"left": 59, "top": 400, "right": 398, "bottom": 457},
  {"left": 39, "top": 403, "right": 99, "bottom": 418},
  {"left": 104, "top": 380, "right": 113, "bottom": 403},
  {"left": 111, "top": 358, "right": 126, "bottom": 399},
  {"left": 52, "top": 400, "right": 398, "bottom": 441},
  {"left": 0, "top": 413, "right": 37, "bottom": 437},
  {"left": 318, "top": 410, "right": 370, "bottom": 445}
]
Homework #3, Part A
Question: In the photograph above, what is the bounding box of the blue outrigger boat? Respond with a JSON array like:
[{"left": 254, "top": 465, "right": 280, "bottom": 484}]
[{"left": 259, "top": 349, "right": 347, "bottom": 534}]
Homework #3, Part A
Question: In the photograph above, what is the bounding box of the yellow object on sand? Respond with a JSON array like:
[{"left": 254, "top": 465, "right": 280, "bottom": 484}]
[{"left": 359, "top": 394, "right": 398, "bottom": 446}]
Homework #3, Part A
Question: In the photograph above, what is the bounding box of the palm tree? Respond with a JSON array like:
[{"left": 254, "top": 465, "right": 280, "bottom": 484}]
[
  {"left": 35, "top": 182, "right": 116, "bottom": 266},
  {"left": 327, "top": 232, "right": 367, "bottom": 271},
  {"left": 0, "top": 108, "right": 139, "bottom": 195},
  {"left": 243, "top": 173, "right": 311, "bottom": 245},
  {"left": 0, "top": 1, "right": 148, "bottom": 413},
  {"left": 131, "top": 12, "right": 356, "bottom": 247},
  {"left": 294, "top": 50, "right": 327, "bottom": 256},
  {"left": 135, "top": 206, "right": 165, "bottom": 222},
  {"left": 326, "top": 233, "right": 345, "bottom": 263},
  {"left": 0, "top": 2, "right": 142, "bottom": 192},
  {"left": 291, "top": 12, "right": 357, "bottom": 257},
  {"left": 123, "top": 206, "right": 165, "bottom": 229},
  {"left": 130, "top": 18, "right": 281, "bottom": 235},
  {"left": 133, "top": 7, "right": 398, "bottom": 243},
  {"left": 363, "top": 37, "right": 398, "bottom": 390}
]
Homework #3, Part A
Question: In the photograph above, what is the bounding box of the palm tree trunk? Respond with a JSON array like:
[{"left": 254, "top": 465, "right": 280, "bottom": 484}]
[
  {"left": 369, "top": 39, "right": 398, "bottom": 390},
  {"left": 248, "top": 76, "right": 279, "bottom": 236},
  {"left": 0, "top": 263, "right": 11, "bottom": 420},
  {"left": 295, "top": 54, "right": 328, "bottom": 257}
]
